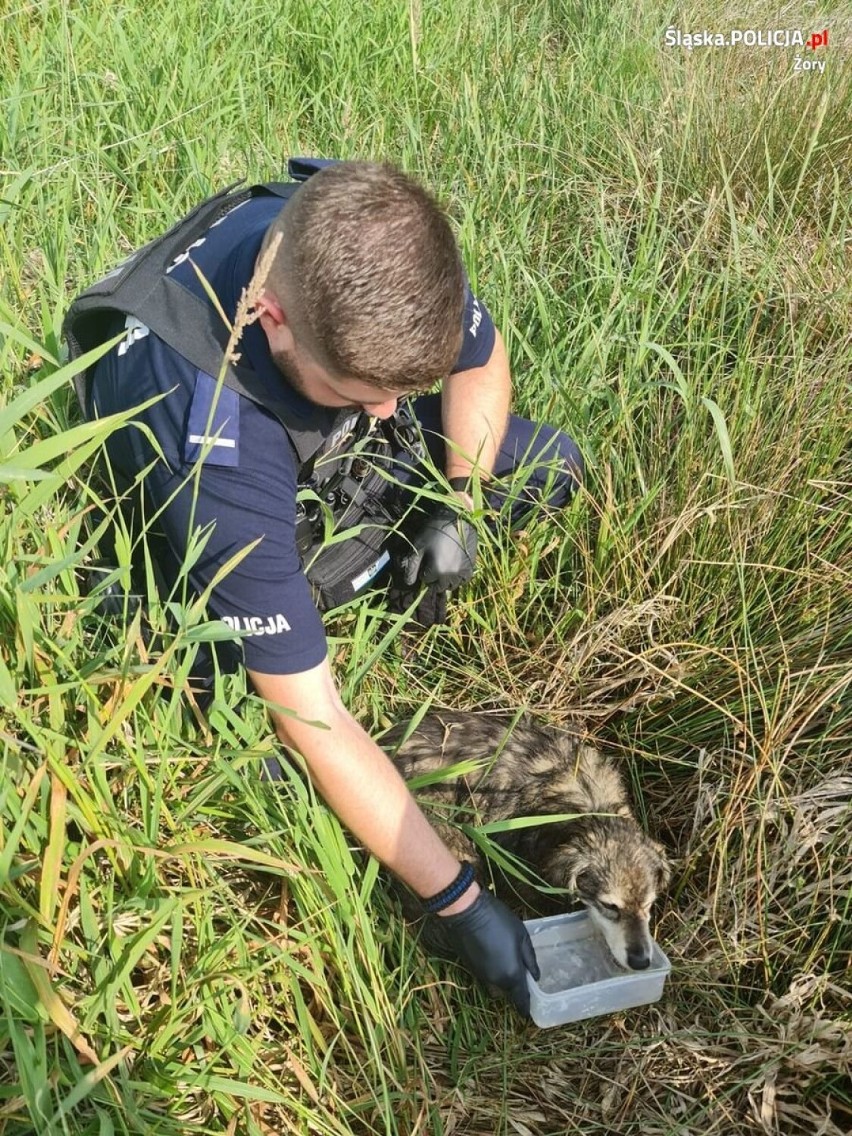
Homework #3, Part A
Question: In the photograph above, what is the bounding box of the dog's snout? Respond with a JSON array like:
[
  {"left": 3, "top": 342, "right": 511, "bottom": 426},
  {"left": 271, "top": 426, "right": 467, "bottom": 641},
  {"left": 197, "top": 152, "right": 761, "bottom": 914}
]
[{"left": 627, "top": 949, "right": 651, "bottom": 970}]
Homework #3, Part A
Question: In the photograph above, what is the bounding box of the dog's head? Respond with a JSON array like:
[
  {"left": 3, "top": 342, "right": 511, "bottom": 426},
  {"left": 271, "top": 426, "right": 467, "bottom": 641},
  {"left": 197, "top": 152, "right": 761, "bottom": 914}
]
[{"left": 549, "top": 817, "right": 670, "bottom": 970}]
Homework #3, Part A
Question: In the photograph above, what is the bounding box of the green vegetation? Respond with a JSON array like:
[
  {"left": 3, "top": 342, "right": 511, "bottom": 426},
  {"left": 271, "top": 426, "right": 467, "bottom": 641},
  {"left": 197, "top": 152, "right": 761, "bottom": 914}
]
[{"left": 1, "top": 1, "right": 849, "bottom": 1132}]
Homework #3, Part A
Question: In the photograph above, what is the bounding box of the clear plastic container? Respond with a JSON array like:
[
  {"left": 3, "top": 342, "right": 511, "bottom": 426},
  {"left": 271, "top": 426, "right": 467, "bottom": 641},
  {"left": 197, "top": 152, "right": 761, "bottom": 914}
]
[{"left": 525, "top": 911, "right": 671, "bottom": 1028}]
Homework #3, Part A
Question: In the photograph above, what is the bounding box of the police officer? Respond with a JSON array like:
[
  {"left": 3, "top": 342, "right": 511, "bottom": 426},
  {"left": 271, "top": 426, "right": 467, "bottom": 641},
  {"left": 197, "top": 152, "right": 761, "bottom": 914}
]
[{"left": 74, "top": 160, "right": 583, "bottom": 1016}]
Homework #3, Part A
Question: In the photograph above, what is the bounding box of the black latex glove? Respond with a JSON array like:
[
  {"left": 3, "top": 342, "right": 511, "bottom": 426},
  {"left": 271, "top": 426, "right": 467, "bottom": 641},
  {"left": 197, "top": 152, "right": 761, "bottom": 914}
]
[
  {"left": 398, "top": 505, "right": 478, "bottom": 591},
  {"left": 437, "top": 890, "right": 540, "bottom": 1017},
  {"left": 385, "top": 581, "right": 448, "bottom": 628}
]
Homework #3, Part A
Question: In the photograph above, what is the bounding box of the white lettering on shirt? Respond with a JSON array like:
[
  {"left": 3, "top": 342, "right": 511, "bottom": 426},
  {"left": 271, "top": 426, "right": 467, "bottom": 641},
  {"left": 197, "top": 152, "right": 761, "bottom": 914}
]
[
  {"left": 117, "top": 316, "right": 151, "bottom": 356},
  {"left": 469, "top": 297, "right": 482, "bottom": 338},
  {"left": 326, "top": 414, "right": 360, "bottom": 452},
  {"left": 166, "top": 237, "right": 206, "bottom": 274},
  {"left": 221, "top": 613, "right": 292, "bottom": 636}
]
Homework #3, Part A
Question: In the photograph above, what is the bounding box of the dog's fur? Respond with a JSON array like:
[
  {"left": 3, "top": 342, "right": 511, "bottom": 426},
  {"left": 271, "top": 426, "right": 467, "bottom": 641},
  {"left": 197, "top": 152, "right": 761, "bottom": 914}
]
[{"left": 385, "top": 710, "right": 670, "bottom": 970}]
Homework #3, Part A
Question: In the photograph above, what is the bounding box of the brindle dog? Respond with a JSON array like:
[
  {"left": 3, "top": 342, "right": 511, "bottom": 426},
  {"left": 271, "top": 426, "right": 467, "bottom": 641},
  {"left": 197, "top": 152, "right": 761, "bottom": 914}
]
[{"left": 385, "top": 710, "right": 670, "bottom": 970}]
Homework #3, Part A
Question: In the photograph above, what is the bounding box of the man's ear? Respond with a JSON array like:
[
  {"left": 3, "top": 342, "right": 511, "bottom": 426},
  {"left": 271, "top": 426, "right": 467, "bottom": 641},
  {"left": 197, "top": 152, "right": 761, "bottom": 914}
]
[
  {"left": 255, "top": 290, "right": 295, "bottom": 353},
  {"left": 255, "top": 290, "right": 286, "bottom": 328}
]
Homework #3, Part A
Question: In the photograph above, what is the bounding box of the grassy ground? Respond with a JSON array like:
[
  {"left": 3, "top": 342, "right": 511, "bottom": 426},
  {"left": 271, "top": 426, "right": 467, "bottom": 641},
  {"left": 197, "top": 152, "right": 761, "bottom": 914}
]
[{"left": 1, "top": 0, "right": 850, "bottom": 1133}]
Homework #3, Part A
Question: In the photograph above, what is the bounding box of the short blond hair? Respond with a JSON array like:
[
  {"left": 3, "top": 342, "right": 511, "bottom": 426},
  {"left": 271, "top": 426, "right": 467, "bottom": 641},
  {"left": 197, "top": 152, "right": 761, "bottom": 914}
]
[{"left": 261, "top": 162, "right": 465, "bottom": 391}]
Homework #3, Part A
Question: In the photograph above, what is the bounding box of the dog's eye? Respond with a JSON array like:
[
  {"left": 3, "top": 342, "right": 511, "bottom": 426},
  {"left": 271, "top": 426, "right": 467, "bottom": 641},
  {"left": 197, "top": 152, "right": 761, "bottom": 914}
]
[{"left": 599, "top": 902, "right": 621, "bottom": 920}]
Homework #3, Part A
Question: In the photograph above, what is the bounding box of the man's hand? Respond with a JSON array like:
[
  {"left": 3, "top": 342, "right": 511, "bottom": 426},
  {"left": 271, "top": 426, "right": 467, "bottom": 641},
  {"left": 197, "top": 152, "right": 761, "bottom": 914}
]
[
  {"left": 438, "top": 890, "right": 540, "bottom": 1017},
  {"left": 398, "top": 505, "right": 478, "bottom": 591},
  {"left": 385, "top": 580, "right": 448, "bottom": 627}
]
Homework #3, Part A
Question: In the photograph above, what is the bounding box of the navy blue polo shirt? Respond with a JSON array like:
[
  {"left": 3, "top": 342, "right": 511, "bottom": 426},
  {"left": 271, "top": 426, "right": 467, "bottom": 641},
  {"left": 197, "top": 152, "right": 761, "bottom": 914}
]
[{"left": 91, "top": 194, "right": 496, "bottom": 674}]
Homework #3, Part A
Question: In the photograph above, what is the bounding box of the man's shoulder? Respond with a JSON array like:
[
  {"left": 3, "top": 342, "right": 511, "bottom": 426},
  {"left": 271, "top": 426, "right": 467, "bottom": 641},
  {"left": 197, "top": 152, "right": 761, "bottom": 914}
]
[
  {"left": 452, "top": 284, "right": 496, "bottom": 373},
  {"left": 167, "top": 192, "right": 284, "bottom": 290},
  {"left": 93, "top": 324, "right": 298, "bottom": 481},
  {"left": 95, "top": 318, "right": 197, "bottom": 396}
]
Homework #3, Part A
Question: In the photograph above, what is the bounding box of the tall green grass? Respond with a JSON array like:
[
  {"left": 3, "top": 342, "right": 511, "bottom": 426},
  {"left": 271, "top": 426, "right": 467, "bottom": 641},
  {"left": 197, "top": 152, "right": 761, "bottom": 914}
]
[{"left": 2, "top": 1, "right": 850, "bottom": 1133}]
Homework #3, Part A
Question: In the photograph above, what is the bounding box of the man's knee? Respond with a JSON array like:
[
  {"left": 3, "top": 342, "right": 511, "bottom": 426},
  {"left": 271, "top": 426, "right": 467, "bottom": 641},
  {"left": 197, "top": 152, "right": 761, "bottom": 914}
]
[
  {"left": 497, "top": 421, "right": 584, "bottom": 517},
  {"left": 542, "top": 428, "right": 584, "bottom": 502}
]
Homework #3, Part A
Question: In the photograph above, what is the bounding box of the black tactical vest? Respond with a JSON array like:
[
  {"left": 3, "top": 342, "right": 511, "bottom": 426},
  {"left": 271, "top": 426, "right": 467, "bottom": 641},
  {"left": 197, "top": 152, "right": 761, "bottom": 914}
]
[{"left": 62, "top": 159, "right": 422, "bottom": 609}]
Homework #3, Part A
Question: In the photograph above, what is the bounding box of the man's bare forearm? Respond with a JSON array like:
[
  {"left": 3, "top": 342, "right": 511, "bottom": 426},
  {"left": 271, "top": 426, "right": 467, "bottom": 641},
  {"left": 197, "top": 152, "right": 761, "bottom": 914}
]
[
  {"left": 440, "top": 329, "right": 511, "bottom": 492},
  {"left": 249, "top": 661, "right": 479, "bottom": 915}
]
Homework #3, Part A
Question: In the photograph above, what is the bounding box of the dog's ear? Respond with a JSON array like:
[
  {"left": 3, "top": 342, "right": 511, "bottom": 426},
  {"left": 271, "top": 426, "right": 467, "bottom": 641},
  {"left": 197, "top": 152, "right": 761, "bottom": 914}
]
[{"left": 557, "top": 848, "right": 593, "bottom": 895}]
